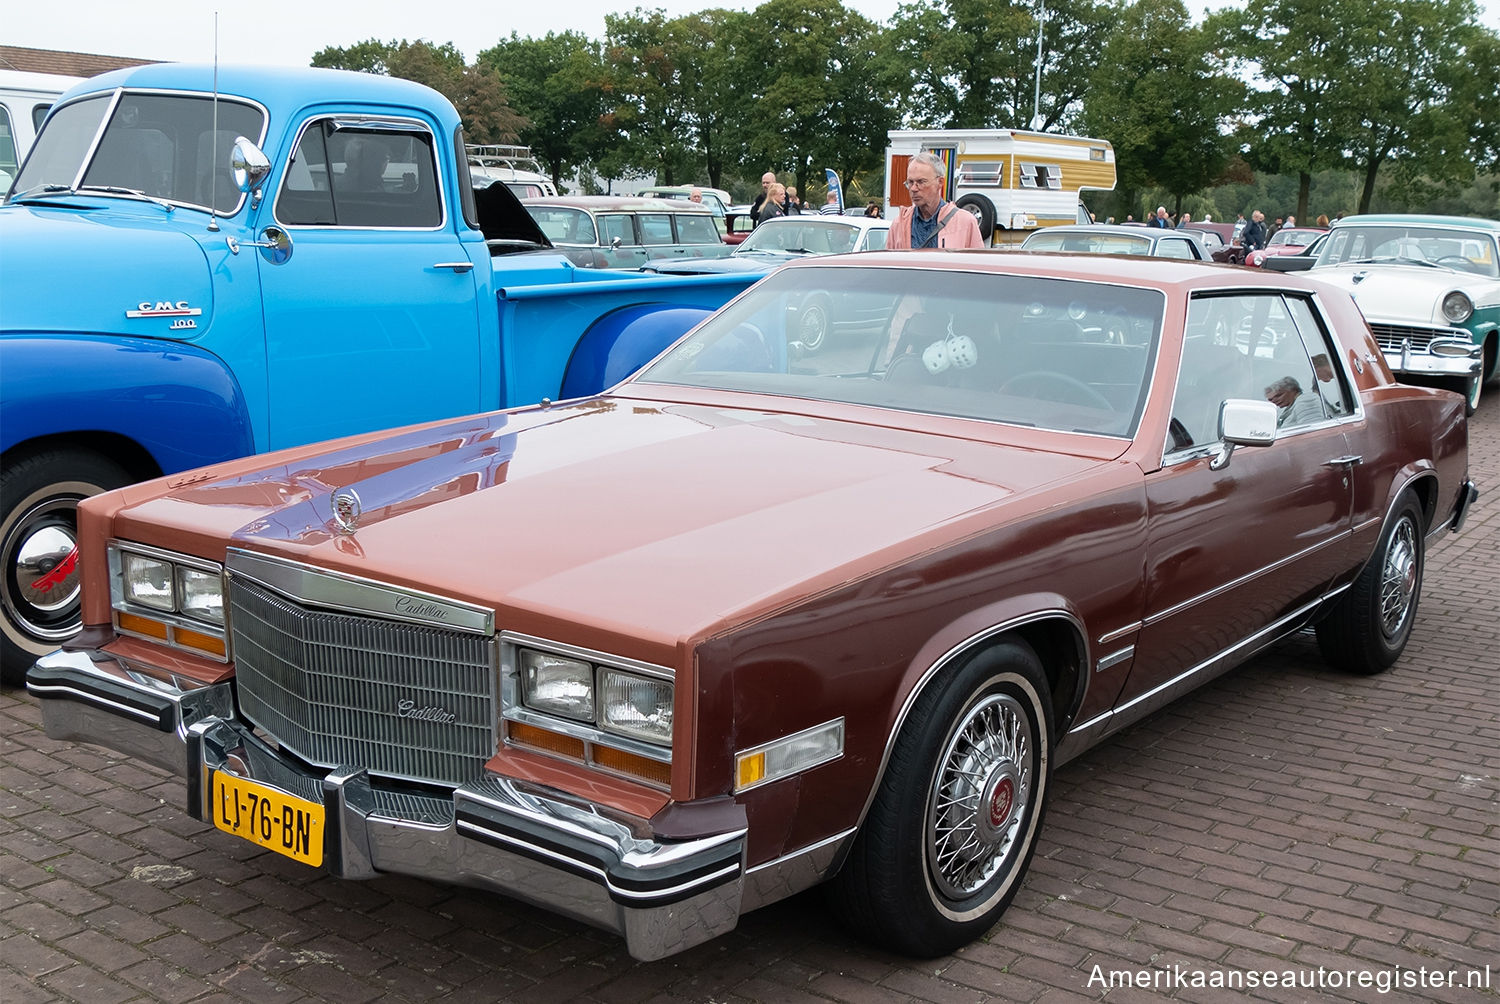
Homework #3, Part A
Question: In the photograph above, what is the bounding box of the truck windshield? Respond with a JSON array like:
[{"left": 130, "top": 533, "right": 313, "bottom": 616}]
[{"left": 11, "top": 91, "right": 265, "bottom": 214}]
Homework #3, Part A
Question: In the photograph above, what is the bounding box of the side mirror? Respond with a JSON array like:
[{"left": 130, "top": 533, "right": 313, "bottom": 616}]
[
  {"left": 1210, "top": 398, "right": 1277, "bottom": 471},
  {"left": 230, "top": 137, "right": 271, "bottom": 193}
]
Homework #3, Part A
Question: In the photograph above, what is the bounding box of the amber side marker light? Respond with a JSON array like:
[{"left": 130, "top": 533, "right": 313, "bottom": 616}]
[
  {"left": 734, "top": 718, "right": 845, "bottom": 793},
  {"left": 175, "top": 626, "right": 227, "bottom": 659}
]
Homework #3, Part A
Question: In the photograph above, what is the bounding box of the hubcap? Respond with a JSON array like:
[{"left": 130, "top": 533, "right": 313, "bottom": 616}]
[
  {"left": 799, "top": 304, "right": 827, "bottom": 350},
  {"left": 927, "top": 692, "right": 1033, "bottom": 899},
  {"left": 2, "top": 496, "right": 86, "bottom": 642},
  {"left": 1379, "top": 516, "right": 1418, "bottom": 638}
]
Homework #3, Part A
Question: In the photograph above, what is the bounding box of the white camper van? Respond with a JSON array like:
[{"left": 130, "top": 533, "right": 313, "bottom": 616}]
[
  {"left": 466, "top": 144, "right": 558, "bottom": 199},
  {"left": 0, "top": 70, "right": 82, "bottom": 192},
  {"left": 885, "top": 129, "right": 1116, "bottom": 246}
]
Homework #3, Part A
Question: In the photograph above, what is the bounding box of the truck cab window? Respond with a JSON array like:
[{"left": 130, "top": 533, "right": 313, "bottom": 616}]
[{"left": 277, "top": 119, "right": 442, "bottom": 229}]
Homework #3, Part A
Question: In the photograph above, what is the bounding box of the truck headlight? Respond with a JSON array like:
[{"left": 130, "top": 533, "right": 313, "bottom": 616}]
[
  {"left": 1442, "top": 291, "right": 1473, "bottom": 324},
  {"left": 598, "top": 669, "right": 673, "bottom": 744},
  {"left": 109, "top": 542, "right": 227, "bottom": 660},
  {"left": 520, "top": 649, "right": 595, "bottom": 721}
]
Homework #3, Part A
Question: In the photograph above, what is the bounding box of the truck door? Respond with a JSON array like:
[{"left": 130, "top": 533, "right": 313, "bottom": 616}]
[{"left": 257, "top": 116, "right": 483, "bottom": 450}]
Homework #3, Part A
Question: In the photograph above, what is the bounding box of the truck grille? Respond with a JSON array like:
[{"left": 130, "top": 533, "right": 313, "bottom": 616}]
[
  {"left": 229, "top": 577, "right": 497, "bottom": 786},
  {"left": 1368, "top": 322, "right": 1466, "bottom": 355}
]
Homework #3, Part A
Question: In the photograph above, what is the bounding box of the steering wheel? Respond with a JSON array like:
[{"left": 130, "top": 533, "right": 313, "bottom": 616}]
[
  {"left": 999, "top": 371, "right": 1113, "bottom": 410},
  {"left": 1433, "top": 255, "right": 1471, "bottom": 267}
]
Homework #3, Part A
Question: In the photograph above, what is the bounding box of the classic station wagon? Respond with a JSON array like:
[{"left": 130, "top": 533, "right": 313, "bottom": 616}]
[
  {"left": 29, "top": 254, "right": 1476, "bottom": 961},
  {"left": 522, "top": 195, "right": 731, "bottom": 269}
]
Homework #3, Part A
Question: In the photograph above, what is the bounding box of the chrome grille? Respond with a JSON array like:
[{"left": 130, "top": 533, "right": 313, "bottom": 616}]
[
  {"left": 229, "top": 576, "right": 497, "bottom": 786},
  {"left": 1368, "top": 322, "right": 1464, "bottom": 355}
]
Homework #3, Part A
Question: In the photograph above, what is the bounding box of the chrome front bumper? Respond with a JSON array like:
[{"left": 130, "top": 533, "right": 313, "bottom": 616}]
[
  {"left": 1381, "top": 332, "right": 1482, "bottom": 379},
  {"left": 26, "top": 648, "right": 747, "bottom": 961}
]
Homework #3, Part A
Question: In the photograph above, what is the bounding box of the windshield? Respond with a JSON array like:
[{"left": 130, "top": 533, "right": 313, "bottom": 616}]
[
  {"left": 1316, "top": 225, "right": 1499, "bottom": 277},
  {"left": 11, "top": 91, "right": 265, "bottom": 213},
  {"left": 738, "top": 219, "right": 865, "bottom": 255},
  {"left": 1269, "top": 229, "right": 1320, "bottom": 248},
  {"left": 637, "top": 266, "right": 1165, "bottom": 438},
  {"left": 1024, "top": 230, "right": 1153, "bottom": 256}
]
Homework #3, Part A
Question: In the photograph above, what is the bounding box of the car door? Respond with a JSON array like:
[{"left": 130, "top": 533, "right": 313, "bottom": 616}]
[
  {"left": 596, "top": 212, "right": 644, "bottom": 267},
  {"left": 1127, "top": 291, "right": 1356, "bottom": 698},
  {"left": 260, "top": 116, "right": 482, "bottom": 449}
]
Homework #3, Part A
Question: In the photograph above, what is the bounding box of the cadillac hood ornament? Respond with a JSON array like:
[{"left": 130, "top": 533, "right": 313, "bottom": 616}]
[{"left": 331, "top": 489, "right": 362, "bottom": 535}]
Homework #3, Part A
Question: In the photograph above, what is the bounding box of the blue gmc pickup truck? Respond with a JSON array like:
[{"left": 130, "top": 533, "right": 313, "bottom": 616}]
[{"left": 0, "top": 64, "right": 755, "bottom": 679}]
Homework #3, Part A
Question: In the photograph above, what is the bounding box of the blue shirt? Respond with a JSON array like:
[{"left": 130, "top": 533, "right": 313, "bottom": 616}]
[{"left": 910, "top": 201, "right": 948, "bottom": 249}]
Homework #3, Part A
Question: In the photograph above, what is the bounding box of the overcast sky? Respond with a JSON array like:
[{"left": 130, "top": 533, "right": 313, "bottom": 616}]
[{"left": 6, "top": 0, "right": 1498, "bottom": 68}]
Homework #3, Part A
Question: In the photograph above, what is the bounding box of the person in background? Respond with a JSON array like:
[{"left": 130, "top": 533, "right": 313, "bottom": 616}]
[
  {"left": 1151, "top": 206, "right": 1171, "bottom": 228},
  {"left": 1284, "top": 214, "right": 1297, "bottom": 228},
  {"left": 688, "top": 187, "right": 703, "bottom": 203},
  {"left": 864, "top": 201, "right": 883, "bottom": 218},
  {"left": 1176, "top": 212, "right": 1192, "bottom": 229},
  {"left": 1316, "top": 213, "right": 1330, "bottom": 227},
  {"left": 786, "top": 186, "right": 803, "bottom": 214},
  {"left": 756, "top": 182, "right": 787, "bottom": 226},
  {"left": 1241, "top": 210, "right": 1268, "bottom": 252},
  {"left": 886, "top": 151, "right": 984, "bottom": 249},
  {"left": 820, "top": 190, "right": 842, "bottom": 215},
  {"left": 750, "top": 171, "right": 777, "bottom": 217}
]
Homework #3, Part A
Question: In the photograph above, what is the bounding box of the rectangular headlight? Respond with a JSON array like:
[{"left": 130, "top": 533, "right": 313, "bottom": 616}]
[
  {"left": 520, "top": 648, "right": 594, "bottom": 721},
  {"left": 177, "top": 567, "right": 224, "bottom": 625},
  {"left": 121, "top": 552, "right": 175, "bottom": 611},
  {"left": 597, "top": 669, "right": 673, "bottom": 745}
]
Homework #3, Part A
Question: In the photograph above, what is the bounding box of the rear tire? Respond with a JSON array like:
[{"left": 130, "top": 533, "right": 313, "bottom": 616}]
[
  {"left": 1316, "top": 491, "right": 1424, "bottom": 675},
  {"left": 1, "top": 448, "right": 131, "bottom": 684},
  {"left": 829, "top": 640, "right": 1052, "bottom": 956}
]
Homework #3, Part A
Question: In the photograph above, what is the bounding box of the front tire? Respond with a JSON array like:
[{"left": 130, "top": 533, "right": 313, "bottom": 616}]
[
  {"left": 1, "top": 448, "right": 131, "bottom": 684},
  {"left": 1316, "top": 491, "right": 1424, "bottom": 675},
  {"left": 830, "top": 640, "right": 1052, "bottom": 956}
]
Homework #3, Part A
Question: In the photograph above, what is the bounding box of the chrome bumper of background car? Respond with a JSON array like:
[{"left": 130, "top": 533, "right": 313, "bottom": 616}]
[
  {"left": 27, "top": 648, "right": 748, "bottom": 961},
  {"left": 1385, "top": 336, "right": 1482, "bottom": 378}
]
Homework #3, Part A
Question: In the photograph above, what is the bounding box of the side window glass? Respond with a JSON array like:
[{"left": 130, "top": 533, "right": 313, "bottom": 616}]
[
  {"left": 0, "top": 105, "right": 15, "bottom": 183},
  {"left": 1171, "top": 293, "right": 1326, "bottom": 453},
  {"left": 1157, "top": 239, "right": 1193, "bottom": 260},
  {"left": 638, "top": 213, "right": 674, "bottom": 245},
  {"left": 598, "top": 214, "right": 634, "bottom": 246},
  {"left": 32, "top": 103, "right": 53, "bottom": 131},
  {"left": 278, "top": 120, "right": 441, "bottom": 228},
  {"left": 1287, "top": 297, "right": 1352, "bottom": 418},
  {"left": 865, "top": 228, "right": 888, "bottom": 251},
  {"left": 675, "top": 213, "right": 719, "bottom": 245}
]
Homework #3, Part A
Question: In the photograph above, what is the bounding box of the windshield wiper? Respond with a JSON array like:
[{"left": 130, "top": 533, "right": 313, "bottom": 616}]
[
  {"left": 8, "top": 183, "right": 77, "bottom": 202},
  {"left": 77, "top": 186, "right": 175, "bottom": 212},
  {"left": 784, "top": 247, "right": 816, "bottom": 255}
]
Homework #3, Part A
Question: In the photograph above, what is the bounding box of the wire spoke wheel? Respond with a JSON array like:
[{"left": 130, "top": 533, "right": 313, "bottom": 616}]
[
  {"left": 1378, "top": 515, "right": 1418, "bottom": 639},
  {"left": 927, "top": 693, "right": 1032, "bottom": 899}
]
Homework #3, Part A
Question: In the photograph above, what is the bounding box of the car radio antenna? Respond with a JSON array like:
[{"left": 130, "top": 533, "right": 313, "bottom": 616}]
[{"left": 207, "top": 11, "right": 221, "bottom": 232}]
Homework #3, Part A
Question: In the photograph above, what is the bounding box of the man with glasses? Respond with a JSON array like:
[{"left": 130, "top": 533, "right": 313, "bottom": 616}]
[{"left": 887, "top": 152, "right": 984, "bottom": 249}]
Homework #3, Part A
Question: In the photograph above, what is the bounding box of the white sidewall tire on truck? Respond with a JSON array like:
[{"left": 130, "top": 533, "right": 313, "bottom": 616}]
[{"left": 0, "top": 448, "right": 130, "bottom": 684}]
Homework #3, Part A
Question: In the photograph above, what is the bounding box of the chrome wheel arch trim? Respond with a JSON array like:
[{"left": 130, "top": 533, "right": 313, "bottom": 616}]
[{"left": 850, "top": 609, "right": 1087, "bottom": 837}]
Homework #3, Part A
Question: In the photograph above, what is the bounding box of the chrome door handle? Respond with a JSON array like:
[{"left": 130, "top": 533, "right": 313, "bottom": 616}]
[
  {"left": 433, "top": 261, "right": 474, "bottom": 273},
  {"left": 1323, "top": 455, "right": 1362, "bottom": 467}
]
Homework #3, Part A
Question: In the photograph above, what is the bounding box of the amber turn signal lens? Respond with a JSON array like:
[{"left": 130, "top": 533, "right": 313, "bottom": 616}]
[
  {"left": 117, "top": 612, "right": 169, "bottom": 640},
  {"left": 175, "top": 625, "right": 227, "bottom": 659},
  {"left": 506, "top": 720, "right": 586, "bottom": 759},
  {"left": 593, "top": 744, "right": 672, "bottom": 787}
]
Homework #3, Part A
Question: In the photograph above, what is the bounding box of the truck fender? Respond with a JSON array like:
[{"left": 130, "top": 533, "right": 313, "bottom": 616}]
[
  {"left": 559, "top": 304, "right": 714, "bottom": 398},
  {"left": 0, "top": 335, "right": 256, "bottom": 473}
]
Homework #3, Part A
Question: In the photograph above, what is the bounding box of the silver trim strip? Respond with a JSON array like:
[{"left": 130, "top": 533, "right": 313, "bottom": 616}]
[
  {"left": 1145, "top": 532, "right": 1345, "bottom": 625},
  {"left": 1095, "top": 645, "right": 1134, "bottom": 673},
  {"left": 226, "top": 549, "right": 493, "bottom": 634},
  {"left": 1099, "top": 621, "right": 1141, "bottom": 645}
]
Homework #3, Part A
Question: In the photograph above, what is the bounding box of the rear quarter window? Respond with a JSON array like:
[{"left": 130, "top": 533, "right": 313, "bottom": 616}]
[{"left": 675, "top": 213, "right": 720, "bottom": 245}]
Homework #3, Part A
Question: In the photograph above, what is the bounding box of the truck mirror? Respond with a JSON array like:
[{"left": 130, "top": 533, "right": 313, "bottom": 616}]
[{"left": 231, "top": 137, "right": 271, "bottom": 193}]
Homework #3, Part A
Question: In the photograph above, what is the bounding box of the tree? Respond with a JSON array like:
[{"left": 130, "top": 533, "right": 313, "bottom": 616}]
[
  {"left": 732, "top": 0, "right": 897, "bottom": 196},
  {"left": 885, "top": 0, "right": 1111, "bottom": 131},
  {"left": 1079, "top": 0, "right": 1234, "bottom": 215},
  {"left": 312, "top": 40, "right": 524, "bottom": 146},
  {"left": 479, "top": 32, "right": 611, "bottom": 189}
]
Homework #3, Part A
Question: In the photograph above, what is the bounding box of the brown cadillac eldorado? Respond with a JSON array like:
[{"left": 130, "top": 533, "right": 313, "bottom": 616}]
[{"left": 28, "top": 253, "right": 1478, "bottom": 961}]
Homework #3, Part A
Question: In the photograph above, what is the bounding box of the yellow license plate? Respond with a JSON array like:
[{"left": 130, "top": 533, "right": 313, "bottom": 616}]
[{"left": 210, "top": 770, "right": 325, "bottom": 867}]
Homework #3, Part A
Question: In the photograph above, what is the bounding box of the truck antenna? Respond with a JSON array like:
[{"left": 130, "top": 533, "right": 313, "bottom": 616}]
[{"left": 208, "top": 12, "right": 220, "bottom": 232}]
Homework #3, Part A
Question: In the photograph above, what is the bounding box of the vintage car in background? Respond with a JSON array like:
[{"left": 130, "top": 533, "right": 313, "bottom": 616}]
[
  {"left": 1182, "top": 223, "right": 1243, "bottom": 264},
  {"left": 1246, "top": 226, "right": 1328, "bottom": 267},
  {"left": 1262, "top": 231, "right": 1329, "bottom": 271},
  {"left": 28, "top": 254, "right": 1476, "bottom": 962},
  {"left": 642, "top": 215, "right": 890, "bottom": 350},
  {"left": 1022, "top": 223, "right": 1210, "bottom": 260},
  {"left": 522, "top": 196, "right": 733, "bottom": 269},
  {"left": 1294, "top": 214, "right": 1500, "bottom": 413}
]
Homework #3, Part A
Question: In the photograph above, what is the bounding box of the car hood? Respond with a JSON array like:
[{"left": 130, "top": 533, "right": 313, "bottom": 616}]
[
  {"left": 1312, "top": 262, "right": 1500, "bottom": 322},
  {"left": 0, "top": 202, "right": 213, "bottom": 335},
  {"left": 109, "top": 397, "right": 1115, "bottom": 648},
  {"left": 643, "top": 253, "right": 788, "bottom": 275}
]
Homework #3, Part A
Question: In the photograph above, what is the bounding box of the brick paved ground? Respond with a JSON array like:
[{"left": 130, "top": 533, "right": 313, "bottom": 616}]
[{"left": 2, "top": 398, "right": 1495, "bottom": 1004}]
